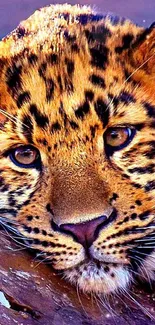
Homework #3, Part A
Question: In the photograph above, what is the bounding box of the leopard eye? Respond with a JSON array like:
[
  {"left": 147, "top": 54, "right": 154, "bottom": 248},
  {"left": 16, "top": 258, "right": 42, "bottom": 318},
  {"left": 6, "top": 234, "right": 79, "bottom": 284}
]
[
  {"left": 104, "top": 127, "right": 135, "bottom": 153},
  {"left": 9, "top": 145, "right": 41, "bottom": 168}
]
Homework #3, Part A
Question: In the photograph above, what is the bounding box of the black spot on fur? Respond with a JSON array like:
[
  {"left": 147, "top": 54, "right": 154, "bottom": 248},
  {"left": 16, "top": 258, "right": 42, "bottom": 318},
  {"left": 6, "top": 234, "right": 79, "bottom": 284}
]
[
  {"left": 65, "top": 58, "right": 75, "bottom": 76},
  {"left": 149, "top": 121, "right": 155, "bottom": 128},
  {"left": 69, "top": 120, "right": 79, "bottom": 130},
  {"left": 28, "top": 54, "right": 38, "bottom": 65},
  {"left": 85, "top": 90, "right": 94, "bottom": 102},
  {"left": 46, "top": 203, "right": 54, "bottom": 216},
  {"left": 75, "top": 102, "right": 90, "bottom": 119},
  {"left": 17, "top": 91, "right": 31, "bottom": 108},
  {"left": 90, "top": 124, "right": 98, "bottom": 138},
  {"left": 33, "top": 227, "right": 40, "bottom": 234},
  {"left": 131, "top": 213, "right": 137, "bottom": 220},
  {"left": 145, "top": 180, "right": 155, "bottom": 192},
  {"left": 89, "top": 74, "right": 105, "bottom": 88},
  {"left": 16, "top": 26, "right": 26, "bottom": 38},
  {"left": 135, "top": 200, "right": 142, "bottom": 206},
  {"left": 27, "top": 216, "right": 33, "bottom": 221},
  {"left": 118, "top": 91, "right": 135, "bottom": 104},
  {"left": 128, "top": 164, "right": 155, "bottom": 174},
  {"left": 0, "top": 176, "right": 5, "bottom": 186},
  {"left": 8, "top": 196, "right": 17, "bottom": 206},
  {"left": 71, "top": 43, "right": 80, "bottom": 52},
  {"left": 110, "top": 193, "right": 119, "bottom": 203},
  {"left": 64, "top": 31, "right": 76, "bottom": 43},
  {"left": 51, "top": 122, "right": 61, "bottom": 133},
  {"left": 37, "top": 138, "right": 48, "bottom": 146},
  {"left": 77, "top": 14, "right": 104, "bottom": 25},
  {"left": 139, "top": 210, "right": 151, "bottom": 220},
  {"left": 29, "top": 104, "right": 49, "bottom": 128},
  {"left": 42, "top": 230, "right": 47, "bottom": 236},
  {"left": 94, "top": 98, "right": 109, "bottom": 126},
  {"left": 38, "top": 63, "right": 47, "bottom": 80},
  {"left": 115, "top": 34, "right": 134, "bottom": 53},
  {"left": 131, "top": 182, "right": 142, "bottom": 189},
  {"left": 85, "top": 25, "right": 112, "bottom": 43},
  {"left": 46, "top": 78, "right": 55, "bottom": 101},
  {"left": 6, "top": 64, "right": 22, "bottom": 94},
  {"left": 90, "top": 45, "right": 109, "bottom": 69},
  {"left": 49, "top": 53, "right": 58, "bottom": 64},
  {"left": 57, "top": 75, "right": 63, "bottom": 92},
  {"left": 64, "top": 77, "right": 74, "bottom": 93},
  {"left": 143, "top": 102, "right": 155, "bottom": 118}
]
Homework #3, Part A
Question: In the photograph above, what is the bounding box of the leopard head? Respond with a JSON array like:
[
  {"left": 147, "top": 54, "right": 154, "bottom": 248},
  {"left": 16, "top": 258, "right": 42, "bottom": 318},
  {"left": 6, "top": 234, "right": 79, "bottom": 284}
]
[{"left": 0, "top": 4, "right": 155, "bottom": 295}]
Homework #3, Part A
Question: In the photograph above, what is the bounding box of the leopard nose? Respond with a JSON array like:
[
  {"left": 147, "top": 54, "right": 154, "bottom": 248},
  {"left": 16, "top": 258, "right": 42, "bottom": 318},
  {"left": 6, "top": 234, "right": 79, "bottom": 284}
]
[{"left": 52, "top": 212, "right": 116, "bottom": 248}]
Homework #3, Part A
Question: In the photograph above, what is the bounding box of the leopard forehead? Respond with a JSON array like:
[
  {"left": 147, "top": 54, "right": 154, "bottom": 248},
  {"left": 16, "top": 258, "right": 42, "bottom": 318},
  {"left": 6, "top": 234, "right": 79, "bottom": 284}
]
[{"left": 0, "top": 4, "right": 149, "bottom": 146}]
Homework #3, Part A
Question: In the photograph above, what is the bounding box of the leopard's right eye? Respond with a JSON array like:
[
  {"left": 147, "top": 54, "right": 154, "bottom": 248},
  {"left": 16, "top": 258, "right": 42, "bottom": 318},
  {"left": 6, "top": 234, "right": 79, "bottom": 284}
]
[
  {"left": 104, "top": 126, "right": 136, "bottom": 155},
  {"left": 9, "top": 145, "right": 41, "bottom": 169}
]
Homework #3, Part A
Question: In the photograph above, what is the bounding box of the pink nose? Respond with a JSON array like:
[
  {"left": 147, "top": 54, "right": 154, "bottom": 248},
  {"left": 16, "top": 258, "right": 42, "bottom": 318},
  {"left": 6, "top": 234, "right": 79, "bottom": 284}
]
[{"left": 52, "top": 212, "right": 116, "bottom": 248}]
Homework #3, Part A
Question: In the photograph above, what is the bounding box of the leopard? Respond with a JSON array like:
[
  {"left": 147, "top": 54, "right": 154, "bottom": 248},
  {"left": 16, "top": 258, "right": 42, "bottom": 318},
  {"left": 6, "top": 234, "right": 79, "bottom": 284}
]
[{"left": 0, "top": 3, "right": 155, "bottom": 296}]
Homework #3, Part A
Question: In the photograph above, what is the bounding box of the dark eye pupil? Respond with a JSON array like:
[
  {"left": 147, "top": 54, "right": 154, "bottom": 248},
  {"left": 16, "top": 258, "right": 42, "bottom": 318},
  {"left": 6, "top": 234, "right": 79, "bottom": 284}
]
[{"left": 110, "top": 131, "right": 119, "bottom": 139}]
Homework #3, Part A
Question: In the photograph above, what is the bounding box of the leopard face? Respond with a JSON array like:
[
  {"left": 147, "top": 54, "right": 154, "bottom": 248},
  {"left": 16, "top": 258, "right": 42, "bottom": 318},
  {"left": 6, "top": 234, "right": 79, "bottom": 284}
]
[{"left": 0, "top": 4, "right": 155, "bottom": 295}]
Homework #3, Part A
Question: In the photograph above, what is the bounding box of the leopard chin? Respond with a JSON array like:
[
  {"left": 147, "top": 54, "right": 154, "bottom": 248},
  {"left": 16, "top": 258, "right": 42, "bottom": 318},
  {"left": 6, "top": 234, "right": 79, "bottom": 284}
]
[{"left": 64, "top": 261, "right": 131, "bottom": 294}]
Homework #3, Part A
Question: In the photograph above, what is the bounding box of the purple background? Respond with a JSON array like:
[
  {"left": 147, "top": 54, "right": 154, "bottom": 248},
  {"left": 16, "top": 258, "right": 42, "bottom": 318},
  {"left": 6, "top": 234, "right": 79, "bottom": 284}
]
[{"left": 0, "top": 0, "right": 154, "bottom": 38}]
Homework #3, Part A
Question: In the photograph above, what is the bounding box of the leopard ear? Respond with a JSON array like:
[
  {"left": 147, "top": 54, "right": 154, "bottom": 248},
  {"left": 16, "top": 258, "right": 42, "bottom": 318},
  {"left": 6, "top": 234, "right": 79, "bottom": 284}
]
[{"left": 131, "top": 23, "right": 155, "bottom": 74}]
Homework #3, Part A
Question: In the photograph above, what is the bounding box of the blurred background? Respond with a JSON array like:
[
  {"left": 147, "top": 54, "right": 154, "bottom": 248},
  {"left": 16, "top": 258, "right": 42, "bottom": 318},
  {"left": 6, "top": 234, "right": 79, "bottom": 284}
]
[{"left": 0, "top": 0, "right": 154, "bottom": 38}]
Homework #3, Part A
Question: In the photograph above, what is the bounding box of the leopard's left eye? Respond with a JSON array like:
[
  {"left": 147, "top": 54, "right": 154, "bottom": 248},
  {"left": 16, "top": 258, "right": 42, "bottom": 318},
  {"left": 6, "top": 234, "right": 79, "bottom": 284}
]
[
  {"left": 9, "top": 145, "right": 41, "bottom": 169},
  {"left": 104, "top": 127, "right": 135, "bottom": 152}
]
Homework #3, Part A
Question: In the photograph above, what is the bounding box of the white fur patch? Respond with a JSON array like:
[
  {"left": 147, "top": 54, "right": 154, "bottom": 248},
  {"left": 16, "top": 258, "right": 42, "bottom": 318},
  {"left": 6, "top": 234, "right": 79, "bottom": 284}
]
[{"left": 64, "top": 261, "right": 132, "bottom": 294}]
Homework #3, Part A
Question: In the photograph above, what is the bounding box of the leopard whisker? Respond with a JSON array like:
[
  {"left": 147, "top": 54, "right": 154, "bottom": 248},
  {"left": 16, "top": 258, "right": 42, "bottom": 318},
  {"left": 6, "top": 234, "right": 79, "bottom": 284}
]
[
  {"left": 33, "top": 251, "right": 53, "bottom": 268},
  {"left": 0, "top": 221, "right": 33, "bottom": 249},
  {"left": 136, "top": 245, "right": 155, "bottom": 248},
  {"left": 134, "top": 238, "right": 155, "bottom": 242},
  {"left": 123, "top": 54, "right": 155, "bottom": 84},
  {"left": 130, "top": 249, "right": 155, "bottom": 258},
  {"left": 76, "top": 283, "right": 88, "bottom": 316},
  {"left": 8, "top": 246, "right": 28, "bottom": 252},
  {"left": 93, "top": 294, "right": 103, "bottom": 313},
  {"left": 127, "top": 265, "right": 141, "bottom": 278},
  {"left": 99, "top": 294, "right": 118, "bottom": 320},
  {"left": 122, "top": 287, "right": 155, "bottom": 320},
  {"left": 129, "top": 255, "right": 153, "bottom": 286},
  {"left": 138, "top": 227, "right": 155, "bottom": 230},
  {"left": 33, "top": 251, "right": 47, "bottom": 262},
  {"left": 0, "top": 108, "right": 29, "bottom": 129}
]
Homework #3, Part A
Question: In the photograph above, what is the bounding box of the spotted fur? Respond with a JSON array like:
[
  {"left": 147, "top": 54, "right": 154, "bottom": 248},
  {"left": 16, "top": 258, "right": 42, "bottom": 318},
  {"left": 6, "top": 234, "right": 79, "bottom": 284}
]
[{"left": 0, "top": 4, "right": 155, "bottom": 295}]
